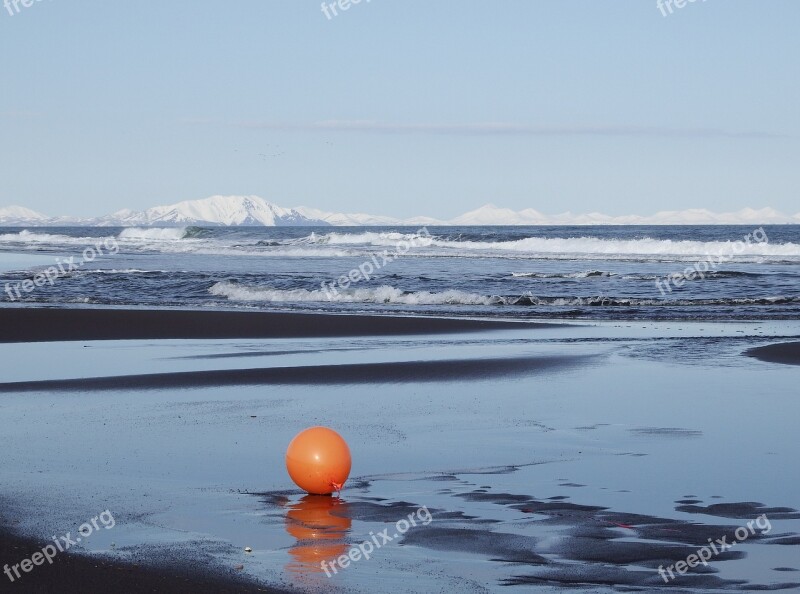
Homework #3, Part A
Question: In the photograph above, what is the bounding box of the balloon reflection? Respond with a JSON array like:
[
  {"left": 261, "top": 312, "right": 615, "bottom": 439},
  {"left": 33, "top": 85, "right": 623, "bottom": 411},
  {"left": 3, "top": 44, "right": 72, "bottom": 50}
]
[{"left": 285, "top": 495, "right": 351, "bottom": 577}]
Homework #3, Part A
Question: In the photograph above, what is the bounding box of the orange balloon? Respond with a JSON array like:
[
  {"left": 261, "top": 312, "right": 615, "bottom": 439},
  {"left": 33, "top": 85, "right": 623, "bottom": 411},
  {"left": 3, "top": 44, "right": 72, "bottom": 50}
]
[{"left": 286, "top": 427, "right": 352, "bottom": 495}]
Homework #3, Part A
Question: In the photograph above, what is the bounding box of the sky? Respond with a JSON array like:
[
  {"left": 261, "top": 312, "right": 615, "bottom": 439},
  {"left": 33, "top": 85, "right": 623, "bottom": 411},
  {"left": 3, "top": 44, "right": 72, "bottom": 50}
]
[{"left": 1, "top": 0, "right": 798, "bottom": 219}]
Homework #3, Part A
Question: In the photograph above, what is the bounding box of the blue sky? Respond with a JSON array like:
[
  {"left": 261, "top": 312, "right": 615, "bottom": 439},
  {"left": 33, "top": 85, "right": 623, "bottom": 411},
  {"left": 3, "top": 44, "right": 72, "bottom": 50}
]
[{"left": 1, "top": 0, "right": 798, "bottom": 219}]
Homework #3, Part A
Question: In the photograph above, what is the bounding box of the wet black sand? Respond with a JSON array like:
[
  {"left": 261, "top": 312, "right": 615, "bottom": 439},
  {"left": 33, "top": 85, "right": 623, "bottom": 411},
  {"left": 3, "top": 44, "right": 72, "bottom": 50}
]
[
  {"left": 0, "top": 530, "right": 283, "bottom": 593},
  {"left": 2, "top": 307, "right": 797, "bottom": 592},
  {"left": 746, "top": 341, "right": 800, "bottom": 366},
  {"left": 0, "top": 354, "right": 594, "bottom": 393},
  {"left": 0, "top": 307, "right": 554, "bottom": 592},
  {"left": 0, "top": 307, "right": 543, "bottom": 343}
]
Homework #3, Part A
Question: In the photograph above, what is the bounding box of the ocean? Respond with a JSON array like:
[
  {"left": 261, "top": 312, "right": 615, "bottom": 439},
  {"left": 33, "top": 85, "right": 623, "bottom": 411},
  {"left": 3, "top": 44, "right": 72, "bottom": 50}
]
[{"left": 2, "top": 225, "right": 798, "bottom": 321}]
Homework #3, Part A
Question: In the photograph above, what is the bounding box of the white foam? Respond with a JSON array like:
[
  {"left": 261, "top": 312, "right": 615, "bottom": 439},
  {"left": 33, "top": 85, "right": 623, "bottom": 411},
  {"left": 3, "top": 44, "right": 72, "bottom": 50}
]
[
  {"left": 512, "top": 270, "right": 613, "bottom": 278},
  {"left": 80, "top": 269, "right": 168, "bottom": 275},
  {"left": 0, "top": 230, "right": 91, "bottom": 243},
  {"left": 209, "top": 282, "right": 500, "bottom": 305},
  {"left": 284, "top": 232, "right": 800, "bottom": 262},
  {"left": 307, "top": 231, "right": 433, "bottom": 247},
  {"left": 209, "top": 282, "right": 799, "bottom": 308},
  {"left": 118, "top": 227, "right": 188, "bottom": 241},
  {"left": 427, "top": 236, "right": 800, "bottom": 258}
]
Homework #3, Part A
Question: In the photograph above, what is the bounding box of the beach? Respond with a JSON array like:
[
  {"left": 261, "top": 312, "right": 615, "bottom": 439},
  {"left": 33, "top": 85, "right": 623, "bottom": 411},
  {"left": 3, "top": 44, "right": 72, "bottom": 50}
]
[
  {"left": 1, "top": 307, "right": 798, "bottom": 592},
  {"left": 4, "top": 1, "right": 800, "bottom": 590}
]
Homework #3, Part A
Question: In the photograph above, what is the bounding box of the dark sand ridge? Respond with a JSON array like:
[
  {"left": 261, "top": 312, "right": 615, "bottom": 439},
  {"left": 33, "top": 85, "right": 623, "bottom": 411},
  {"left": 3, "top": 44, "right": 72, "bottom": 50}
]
[
  {"left": 0, "top": 307, "right": 551, "bottom": 344},
  {"left": 0, "top": 354, "right": 594, "bottom": 393},
  {"left": 746, "top": 341, "right": 800, "bottom": 366}
]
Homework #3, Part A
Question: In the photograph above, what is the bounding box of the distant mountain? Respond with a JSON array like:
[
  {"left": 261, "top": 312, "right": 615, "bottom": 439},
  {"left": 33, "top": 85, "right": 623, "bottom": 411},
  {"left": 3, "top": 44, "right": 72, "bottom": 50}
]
[
  {"left": 94, "top": 195, "right": 329, "bottom": 227},
  {"left": 1, "top": 196, "right": 799, "bottom": 226},
  {"left": 449, "top": 204, "right": 800, "bottom": 226},
  {"left": 292, "top": 206, "right": 403, "bottom": 226},
  {"left": 450, "top": 204, "right": 548, "bottom": 225},
  {"left": 0, "top": 205, "right": 49, "bottom": 225}
]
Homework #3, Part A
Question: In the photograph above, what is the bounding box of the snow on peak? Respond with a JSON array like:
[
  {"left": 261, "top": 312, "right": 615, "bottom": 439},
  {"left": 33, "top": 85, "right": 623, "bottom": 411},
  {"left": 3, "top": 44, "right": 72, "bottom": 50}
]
[
  {"left": 104, "top": 195, "right": 329, "bottom": 226},
  {"left": 1, "top": 197, "right": 798, "bottom": 226},
  {"left": 0, "top": 205, "right": 48, "bottom": 221},
  {"left": 293, "top": 205, "right": 407, "bottom": 226}
]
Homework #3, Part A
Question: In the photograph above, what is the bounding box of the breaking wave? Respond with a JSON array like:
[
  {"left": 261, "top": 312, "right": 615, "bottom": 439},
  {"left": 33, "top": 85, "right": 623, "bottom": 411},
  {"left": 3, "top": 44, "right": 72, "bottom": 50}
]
[
  {"left": 209, "top": 282, "right": 799, "bottom": 308},
  {"left": 118, "top": 227, "right": 189, "bottom": 241},
  {"left": 0, "top": 230, "right": 99, "bottom": 244}
]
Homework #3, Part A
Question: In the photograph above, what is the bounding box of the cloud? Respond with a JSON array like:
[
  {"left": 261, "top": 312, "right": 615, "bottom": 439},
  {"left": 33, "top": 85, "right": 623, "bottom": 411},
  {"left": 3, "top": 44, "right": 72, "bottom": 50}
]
[{"left": 231, "top": 120, "right": 786, "bottom": 139}]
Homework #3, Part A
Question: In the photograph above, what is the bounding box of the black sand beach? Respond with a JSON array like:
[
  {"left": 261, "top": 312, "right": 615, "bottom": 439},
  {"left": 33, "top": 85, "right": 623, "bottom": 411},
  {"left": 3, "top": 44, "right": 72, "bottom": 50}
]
[
  {"left": 0, "top": 307, "right": 544, "bottom": 592},
  {"left": 746, "top": 342, "right": 800, "bottom": 366},
  {"left": 1, "top": 306, "right": 798, "bottom": 593},
  {"left": 0, "top": 530, "right": 281, "bottom": 593},
  {"left": 0, "top": 354, "right": 593, "bottom": 392},
  {"left": 0, "top": 307, "right": 538, "bottom": 344}
]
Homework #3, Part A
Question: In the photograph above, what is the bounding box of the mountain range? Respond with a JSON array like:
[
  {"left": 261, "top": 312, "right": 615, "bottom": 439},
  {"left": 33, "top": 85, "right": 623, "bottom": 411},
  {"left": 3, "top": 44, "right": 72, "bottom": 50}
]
[{"left": 1, "top": 195, "right": 799, "bottom": 226}]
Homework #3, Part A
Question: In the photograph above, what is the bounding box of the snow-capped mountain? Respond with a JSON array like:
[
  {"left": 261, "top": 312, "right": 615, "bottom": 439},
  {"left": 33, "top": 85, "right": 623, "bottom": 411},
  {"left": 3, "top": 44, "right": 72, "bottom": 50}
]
[
  {"left": 450, "top": 204, "right": 548, "bottom": 225},
  {"left": 448, "top": 204, "right": 800, "bottom": 226},
  {"left": 292, "top": 206, "right": 401, "bottom": 226},
  {"left": 0, "top": 205, "right": 49, "bottom": 225},
  {"left": 1, "top": 196, "right": 799, "bottom": 226},
  {"left": 96, "top": 196, "right": 328, "bottom": 227}
]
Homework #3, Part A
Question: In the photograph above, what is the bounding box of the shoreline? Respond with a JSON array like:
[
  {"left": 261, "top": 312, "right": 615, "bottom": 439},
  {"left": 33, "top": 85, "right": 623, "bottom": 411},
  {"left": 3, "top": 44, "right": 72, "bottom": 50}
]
[
  {"left": 0, "top": 529, "right": 282, "bottom": 593},
  {"left": 0, "top": 306, "right": 550, "bottom": 344}
]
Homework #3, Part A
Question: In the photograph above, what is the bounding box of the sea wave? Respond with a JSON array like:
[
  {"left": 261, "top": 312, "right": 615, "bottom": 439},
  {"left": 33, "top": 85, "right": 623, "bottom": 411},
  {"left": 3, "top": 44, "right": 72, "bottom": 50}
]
[
  {"left": 79, "top": 268, "right": 169, "bottom": 275},
  {"left": 512, "top": 270, "right": 614, "bottom": 279},
  {"left": 118, "top": 227, "right": 189, "bottom": 241},
  {"left": 281, "top": 232, "right": 800, "bottom": 261},
  {"left": 209, "top": 282, "right": 501, "bottom": 305},
  {"left": 510, "top": 270, "right": 767, "bottom": 280},
  {"left": 0, "top": 230, "right": 101, "bottom": 243},
  {"left": 306, "top": 231, "right": 433, "bottom": 247},
  {"left": 426, "top": 236, "right": 800, "bottom": 258},
  {"left": 208, "top": 282, "right": 799, "bottom": 307}
]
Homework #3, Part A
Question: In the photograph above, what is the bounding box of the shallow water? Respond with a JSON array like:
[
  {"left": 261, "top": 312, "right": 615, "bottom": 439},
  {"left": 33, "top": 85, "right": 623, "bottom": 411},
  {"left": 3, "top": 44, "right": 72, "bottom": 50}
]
[{"left": 0, "top": 320, "right": 798, "bottom": 591}]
